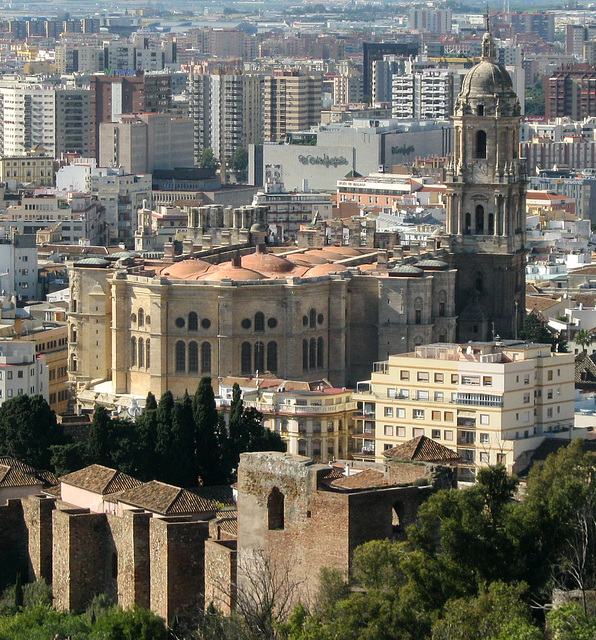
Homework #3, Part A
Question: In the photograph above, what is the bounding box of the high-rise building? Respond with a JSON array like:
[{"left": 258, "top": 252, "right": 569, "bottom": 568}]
[
  {"left": 55, "top": 88, "right": 92, "bottom": 158},
  {"left": 363, "top": 42, "right": 419, "bottom": 101},
  {"left": 262, "top": 70, "right": 322, "bottom": 143},
  {"left": 441, "top": 25, "right": 526, "bottom": 341},
  {"left": 99, "top": 113, "right": 194, "bottom": 174},
  {"left": 392, "top": 69, "right": 454, "bottom": 119},
  {"left": 188, "top": 69, "right": 263, "bottom": 167},
  {"left": 545, "top": 64, "right": 596, "bottom": 120},
  {"left": 510, "top": 12, "right": 555, "bottom": 43},
  {"left": 0, "top": 83, "right": 56, "bottom": 156},
  {"left": 566, "top": 24, "right": 596, "bottom": 58},
  {"left": 408, "top": 8, "right": 452, "bottom": 34},
  {"left": 90, "top": 72, "right": 173, "bottom": 159}
]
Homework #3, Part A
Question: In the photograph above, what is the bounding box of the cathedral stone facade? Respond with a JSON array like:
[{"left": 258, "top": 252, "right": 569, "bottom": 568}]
[
  {"left": 441, "top": 26, "right": 526, "bottom": 341},
  {"left": 68, "top": 246, "right": 457, "bottom": 400}
]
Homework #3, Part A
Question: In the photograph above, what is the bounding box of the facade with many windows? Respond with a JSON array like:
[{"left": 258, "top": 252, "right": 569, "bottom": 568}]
[
  {"left": 353, "top": 341, "right": 574, "bottom": 481},
  {"left": 217, "top": 376, "right": 356, "bottom": 462},
  {"left": 68, "top": 245, "right": 457, "bottom": 406}
]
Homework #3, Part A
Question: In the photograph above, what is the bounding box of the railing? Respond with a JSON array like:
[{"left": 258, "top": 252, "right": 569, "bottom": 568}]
[{"left": 453, "top": 393, "right": 503, "bottom": 408}]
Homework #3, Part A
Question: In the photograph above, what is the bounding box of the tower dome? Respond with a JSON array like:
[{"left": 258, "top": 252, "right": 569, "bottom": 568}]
[{"left": 454, "top": 24, "right": 520, "bottom": 118}]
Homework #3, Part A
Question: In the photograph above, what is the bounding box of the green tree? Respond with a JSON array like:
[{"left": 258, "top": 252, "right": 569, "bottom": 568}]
[
  {"left": 155, "top": 390, "right": 176, "bottom": 482},
  {"left": 49, "top": 442, "right": 87, "bottom": 477},
  {"left": 351, "top": 539, "right": 406, "bottom": 592},
  {"left": 199, "top": 147, "right": 218, "bottom": 173},
  {"left": 193, "top": 378, "right": 224, "bottom": 485},
  {"left": 86, "top": 406, "right": 113, "bottom": 466},
  {"left": 520, "top": 313, "right": 567, "bottom": 352},
  {"left": 229, "top": 147, "right": 248, "bottom": 180},
  {"left": 431, "top": 582, "right": 539, "bottom": 640},
  {"left": 547, "top": 602, "right": 596, "bottom": 640},
  {"left": 575, "top": 329, "right": 593, "bottom": 354},
  {"left": 0, "top": 395, "right": 67, "bottom": 470},
  {"left": 134, "top": 392, "right": 159, "bottom": 481},
  {"left": 225, "top": 383, "right": 285, "bottom": 480}
]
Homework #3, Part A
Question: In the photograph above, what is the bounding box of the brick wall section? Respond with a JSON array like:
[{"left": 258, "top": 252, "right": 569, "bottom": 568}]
[
  {"left": 52, "top": 509, "right": 107, "bottom": 612},
  {"left": 106, "top": 511, "right": 151, "bottom": 609},
  {"left": 150, "top": 517, "right": 209, "bottom": 625},
  {"left": 22, "top": 496, "right": 55, "bottom": 583},
  {"left": 204, "top": 539, "right": 237, "bottom": 615},
  {"left": 0, "top": 499, "right": 28, "bottom": 589},
  {"left": 384, "top": 461, "right": 429, "bottom": 485}
]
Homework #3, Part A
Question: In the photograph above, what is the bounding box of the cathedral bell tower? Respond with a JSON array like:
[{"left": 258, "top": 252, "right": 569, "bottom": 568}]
[{"left": 442, "top": 21, "right": 526, "bottom": 341}]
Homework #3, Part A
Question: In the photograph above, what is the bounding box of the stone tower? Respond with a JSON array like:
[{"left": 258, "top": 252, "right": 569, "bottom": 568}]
[{"left": 441, "top": 21, "right": 526, "bottom": 341}]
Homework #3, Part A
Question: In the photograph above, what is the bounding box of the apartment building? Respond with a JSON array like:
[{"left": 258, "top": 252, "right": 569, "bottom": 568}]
[
  {"left": 263, "top": 71, "right": 322, "bottom": 142},
  {"left": 353, "top": 341, "right": 574, "bottom": 481},
  {"left": 189, "top": 69, "right": 263, "bottom": 165},
  {"left": 99, "top": 113, "right": 194, "bottom": 174},
  {"left": 0, "top": 153, "right": 54, "bottom": 188},
  {"left": 217, "top": 376, "right": 356, "bottom": 462},
  {"left": 0, "top": 341, "right": 48, "bottom": 406},
  {"left": 392, "top": 69, "right": 454, "bottom": 119},
  {"left": 0, "top": 83, "right": 56, "bottom": 156}
]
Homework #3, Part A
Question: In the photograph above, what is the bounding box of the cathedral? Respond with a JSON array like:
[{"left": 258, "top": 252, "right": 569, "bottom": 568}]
[
  {"left": 441, "top": 24, "right": 526, "bottom": 341},
  {"left": 67, "top": 24, "right": 526, "bottom": 404}
]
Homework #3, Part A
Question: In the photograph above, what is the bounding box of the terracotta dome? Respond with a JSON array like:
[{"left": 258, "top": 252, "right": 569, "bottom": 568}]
[
  {"left": 298, "top": 250, "right": 331, "bottom": 265},
  {"left": 242, "top": 248, "right": 296, "bottom": 275},
  {"left": 158, "top": 259, "right": 211, "bottom": 279},
  {"left": 198, "top": 260, "right": 265, "bottom": 281},
  {"left": 304, "top": 263, "right": 348, "bottom": 277}
]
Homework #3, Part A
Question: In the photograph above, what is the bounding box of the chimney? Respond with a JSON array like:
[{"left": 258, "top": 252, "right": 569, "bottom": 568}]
[
  {"left": 14, "top": 317, "right": 22, "bottom": 338},
  {"left": 232, "top": 256, "right": 242, "bottom": 268},
  {"left": 256, "top": 243, "right": 267, "bottom": 254}
]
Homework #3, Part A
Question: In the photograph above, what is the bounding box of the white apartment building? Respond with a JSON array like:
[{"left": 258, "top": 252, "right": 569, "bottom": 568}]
[
  {"left": 0, "top": 83, "right": 56, "bottom": 156},
  {"left": 392, "top": 69, "right": 453, "bottom": 120},
  {"left": 0, "top": 233, "right": 39, "bottom": 302},
  {"left": 189, "top": 71, "right": 263, "bottom": 166},
  {"left": 1, "top": 194, "right": 106, "bottom": 245},
  {"left": 217, "top": 376, "right": 357, "bottom": 462},
  {"left": 353, "top": 342, "right": 575, "bottom": 482},
  {"left": 89, "top": 171, "right": 152, "bottom": 242},
  {"left": 0, "top": 341, "right": 48, "bottom": 405}
]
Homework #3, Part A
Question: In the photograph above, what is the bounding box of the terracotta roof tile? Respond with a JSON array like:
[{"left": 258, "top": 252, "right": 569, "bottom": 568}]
[
  {"left": 330, "top": 468, "right": 390, "bottom": 490},
  {"left": 0, "top": 464, "right": 40, "bottom": 487},
  {"left": 115, "top": 480, "right": 218, "bottom": 515},
  {"left": 60, "top": 464, "right": 142, "bottom": 495},
  {"left": 0, "top": 457, "right": 58, "bottom": 488},
  {"left": 190, "top": 485, "right": 235, "bottom": 508},
  {"left": 526, "top": 295, "right": 561, "bottom": 312},
  {"left": 383, "top": 435, "right": 459, "bottom": 462}
]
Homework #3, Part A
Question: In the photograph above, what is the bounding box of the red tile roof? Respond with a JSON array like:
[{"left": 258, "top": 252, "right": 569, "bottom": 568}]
[{"left": 383, "top": 436, "right": 459, "bottom": 462}]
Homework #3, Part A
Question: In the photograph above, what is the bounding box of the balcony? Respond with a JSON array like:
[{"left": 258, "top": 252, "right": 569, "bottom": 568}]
[{"left": 453, "top": 392, "right": 503, "bottom": 408}]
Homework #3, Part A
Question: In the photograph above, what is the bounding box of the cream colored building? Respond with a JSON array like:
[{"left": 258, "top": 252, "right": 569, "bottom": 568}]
[
  {"left": 0, "top": 154, "right": 54, "bottom": 188},
  {"left": 217, "top": 376, "right": 356, "bottom": 462},
  {"left": 68, "top": 245, "right": 457, "bottom": 407},
  {"left": 353, "top": 341, "right": 575, "bottom": 481}
]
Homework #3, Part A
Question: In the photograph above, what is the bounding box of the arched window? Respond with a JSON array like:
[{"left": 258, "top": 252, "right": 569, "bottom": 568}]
[
  {"left": 201, "top": 342, "right": 211, "bottom": 373},
  {"left": 464, "top": 212, "right": 471, "bottom": 234},
  {"left": 414, "top": 297, "right": 423, "bottom": 325},
  {"left": 303, "top": 340, "right": 308, "bottom": 371},
  {"left": 267, "top": 487, "right": 284, "bottom": 530},
  {"left": 317, "top": 337, "right": 324, "bottom": 368},
  {"left": 476, "top": 130, "right": 487, "bottom": 159},
  {"left": 138, "top": 337, "right": 144, "bottom": 368},
  {"left": 309, "top": 308, "right": 316, "bottom": 329},
  {"left": 138, "top": 308, "right": 144, "bottom": 327},
  {"left": 241, "top": 342, "right": 251, "bottom": 375},
  {"left": 175, "top": 341, "right": 186, "bottom": 372},
  {"left": 488, "top": 213, "right": 494, "bottom": 235},
  {"left": 131, "top": 337, "right": 137, "bottom": 366},
  {"left": 476, "top": 205, "right": 484, "bottom": 234},
  {"left": 146, "top": 339, "right": 150, "bottom": 368},
  {"left": 254, "top": 312, "right": 265, "bottom": 332},
  {"left": 188, "top": 311, "right": 198, "bottom": 331},
  {"left": 267, "top": 341, "right": 278, "bottom": 373},
  {"left": 476, "top": 272, "right": 483, "bottom": 293},
  {"left": 309, "top": 338, "right": 316, "bottom": 369},
  {"left": 438, "top": 290, "right": 447, "bottom": 317},
  {"left": 392, "top": 500, "right": 405, "bottom": 533},
  {"left": 255, "top": 341, "right": 265, "bottom": 372},
  {"left": 189, "top": 341, "right": 199, "bottom": 373}
]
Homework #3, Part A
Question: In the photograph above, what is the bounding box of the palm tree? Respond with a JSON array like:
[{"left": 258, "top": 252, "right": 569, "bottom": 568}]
[{"left": 575, "top": 329, "right": 593, "bottom": 355}]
